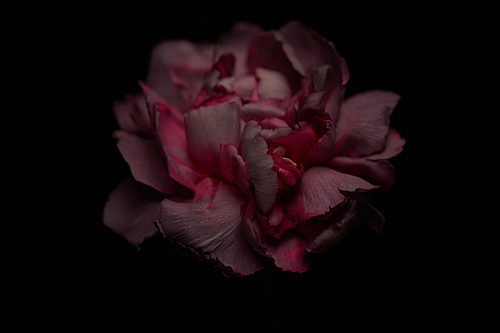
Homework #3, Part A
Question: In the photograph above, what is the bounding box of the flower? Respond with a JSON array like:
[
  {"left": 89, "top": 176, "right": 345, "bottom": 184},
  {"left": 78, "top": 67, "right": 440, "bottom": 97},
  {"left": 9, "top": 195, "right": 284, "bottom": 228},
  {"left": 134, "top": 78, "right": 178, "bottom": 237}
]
[{"left": 103, "top": 21, "right": 405, "bottom": 275}]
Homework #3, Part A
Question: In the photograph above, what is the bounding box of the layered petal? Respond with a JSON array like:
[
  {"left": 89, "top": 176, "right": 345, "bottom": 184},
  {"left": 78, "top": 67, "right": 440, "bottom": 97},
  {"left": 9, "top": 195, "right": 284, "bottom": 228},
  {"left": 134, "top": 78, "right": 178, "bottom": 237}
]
[
  {"left": 114, "top": 131, "right": 179, "bottom": 194},
  {"left": 285, "top": 167, "right": 378, "bottom": 223},
  {"left": 239, "top": 121, "right": 279, "bottom": 213},
  {"left": 329, "top": 129, "right": 405, "bottom": 190},
  {"left": 184, "top": 102, "right": 242, "bottom": 175},
  {"left": 335, "top": 90, "right": 400, "bottom": 157},
  {"left": 103, "top": 178, "right": 163, "bottom": 246},
  {"left": 157, "top": 181, "right": 266, "bottom": 275}
]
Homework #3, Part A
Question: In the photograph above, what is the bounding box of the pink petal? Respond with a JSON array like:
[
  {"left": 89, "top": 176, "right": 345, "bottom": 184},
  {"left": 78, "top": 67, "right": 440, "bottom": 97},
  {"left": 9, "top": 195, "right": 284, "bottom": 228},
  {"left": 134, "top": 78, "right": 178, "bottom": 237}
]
[
  {"left": 255, "top": 67, "right": 292, "bottom": 100},
  {"left": 145, "top": 89, "right": 200, "bottom": 190},
  {"left": 113, "top": 94, "right": 152, "bottom": 136},
  {"left": 329, "top": 129, "right": 405, "bottom": 190},
  {"left": 218, "top": 144, "right": 250, "bottom": 195},
  {"left": 103, "top": 178, "right": 162, "bottom": 246},
  {"left": 278, "top": 21, "right": 348, "bottom": 121},
  {"left": 247, "top": 32, "right": 302, "bottom": 93},
  {"left": 184, "top": 102, "right": 242, "bottom": 175},
  {"left": 114, "top": 131, "right": 179, "bottom": 195},
  {"left": 146, "top": 40, "right": 213, "bottom": 112},
  {"left": 241, "top": 100, "right": 286, "bottom": 121},
  {"left": 246, "top": 219, "right": 309, "bottom": 272},
  {"left": 329, "top": 157, "right": 396, "bottom": 191},
  {"left": 271, "top": 125, "right": 318, "bottom": 164},
  {"left": 335, "top": 90, "right": 400, "bottom": 157},
  {"left": 304, "top": 119, "right": 337, "bottom": 167},
  {"left": 367, "top": 129, "right": 406, "bottom": 160},
  {"left": 239, "top": 121, "right": 279, "bottom": 213},
  {"left": 232, "top": 74, "right": 258, "bottom": 100},
  {"left": 285, "top": 167, "right": 378, "bottom": 224},
  {"left": 157, "top": 181, "right": 266, "bottom": 276},
  {"left": 256, "top": 202, "right": 295, "bottom": 239},
  {"left": 218, "top": 22, "right": 263, "bottom": 77}
]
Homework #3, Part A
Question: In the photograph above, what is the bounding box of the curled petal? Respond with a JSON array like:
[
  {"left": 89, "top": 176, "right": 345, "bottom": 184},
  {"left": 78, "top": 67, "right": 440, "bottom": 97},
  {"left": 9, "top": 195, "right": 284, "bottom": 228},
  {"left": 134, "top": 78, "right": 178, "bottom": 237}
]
[
  {"left": 255, "top": 67, "right": 292, "bottom": 100},
  {"left": 239, "top": 121, "right": 279, "bottom": 213},
  {"left": 103, "top": 178, "right": 163, "bottom": 246},
  {"left": 157, "top": 181, "right": 266, "bottom": 275}
]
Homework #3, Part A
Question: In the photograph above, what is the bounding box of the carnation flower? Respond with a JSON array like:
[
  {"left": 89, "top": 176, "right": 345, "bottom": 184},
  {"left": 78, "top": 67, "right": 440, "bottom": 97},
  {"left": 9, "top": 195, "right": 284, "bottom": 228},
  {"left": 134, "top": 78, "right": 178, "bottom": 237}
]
[{"left": 104, "top": 21, "right": 405, "bottom": 275}]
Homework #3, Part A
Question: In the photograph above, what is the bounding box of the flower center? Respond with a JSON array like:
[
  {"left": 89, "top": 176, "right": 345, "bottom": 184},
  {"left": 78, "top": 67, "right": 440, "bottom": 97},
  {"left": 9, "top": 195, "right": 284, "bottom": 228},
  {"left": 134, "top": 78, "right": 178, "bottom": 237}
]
[{"left": 272, "top": 146, "right": 297, "bottom": 168}]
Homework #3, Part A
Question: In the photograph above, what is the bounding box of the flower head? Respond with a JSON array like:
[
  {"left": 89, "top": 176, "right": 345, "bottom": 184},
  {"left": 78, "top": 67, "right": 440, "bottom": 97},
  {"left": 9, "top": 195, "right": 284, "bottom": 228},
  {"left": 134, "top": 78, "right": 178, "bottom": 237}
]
[{"left": 104, "top": 21, "right": 405, "bottom": 275}]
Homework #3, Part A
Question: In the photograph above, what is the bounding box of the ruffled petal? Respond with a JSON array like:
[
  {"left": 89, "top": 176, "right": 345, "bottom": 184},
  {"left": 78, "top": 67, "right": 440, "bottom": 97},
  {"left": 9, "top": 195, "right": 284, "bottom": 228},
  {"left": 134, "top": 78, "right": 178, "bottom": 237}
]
[
  {"left": 241, "top": 100, "right": 286, "bottom": 121},
  {"left": 103, "top": 178, "right": 163, "bottom": 246},
  {"left": 239, "top": 121, "right": 279, "bottom": 213},
  {"left": 114, "top": 131, "right": 179, "bottom": 194},
  {"left": 184, "top": 102, "right": 242, "bottom": 175},
  {"left": 285, "top": 167, "right": 378, "bottom": 223},
  {"left": 157, "top": 181, "right": 266, "bottom": 275},
  {"left": 335, "top": 90, "right": 400, "bottom": 157}
]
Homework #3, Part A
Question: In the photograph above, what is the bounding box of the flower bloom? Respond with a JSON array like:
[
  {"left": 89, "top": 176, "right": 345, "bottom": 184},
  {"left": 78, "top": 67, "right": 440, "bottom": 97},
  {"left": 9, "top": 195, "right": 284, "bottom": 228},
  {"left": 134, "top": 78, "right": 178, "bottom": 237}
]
[{"left": 104, "top": 21, "right": 405, "bottom": 275}]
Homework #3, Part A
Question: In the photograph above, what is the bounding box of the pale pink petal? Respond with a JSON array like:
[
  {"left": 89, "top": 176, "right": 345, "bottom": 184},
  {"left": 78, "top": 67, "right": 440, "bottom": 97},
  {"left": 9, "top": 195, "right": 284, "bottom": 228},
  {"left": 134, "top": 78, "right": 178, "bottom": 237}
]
[
  {"left": 157, "top": 181, "right": 266, "bottom": 275},
  {"left": 218, "top": 144, "right": 250, "bottom": 195},
  {"left": 103, "top": 178, "right": 162, "bottom": 246},
  {"left": 232, "top": 74, "right": 257, "bottom": 100},
  {"left": 184, "top": 102, "right": 241, "bottom": 175},
  {"left": 285, "top": 167, "right": 378, "bottom": 224},
  {"left": 146, "top": 40, "right": 213, "bottom": 112},
  {"left": 114, "top": 131, "right": 179, "bottom": 194},
  {"left": 255, "top": 67, "right": 292, "bottom": 100},
  {"left": 241, "top": 100, "right": 286, "bottom": 121},
  {"left": 218, "top": 22, "right": 263, "bottom": 77},
  {"left": 367, "top": 129, "right": 406, "bottom": 160},
  {"left": 335, "top": 90, "right": 400, "bottom": 157},
  {"left": 239, "top": 121, "right": 279, "bottom": 213}
]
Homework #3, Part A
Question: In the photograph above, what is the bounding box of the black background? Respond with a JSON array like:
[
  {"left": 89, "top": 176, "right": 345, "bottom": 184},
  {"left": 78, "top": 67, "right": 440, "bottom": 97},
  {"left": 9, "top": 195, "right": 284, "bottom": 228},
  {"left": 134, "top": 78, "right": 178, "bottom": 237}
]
[{"left": 3, "top": 3, "right": 498, "bottom": 331}]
